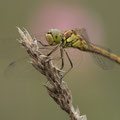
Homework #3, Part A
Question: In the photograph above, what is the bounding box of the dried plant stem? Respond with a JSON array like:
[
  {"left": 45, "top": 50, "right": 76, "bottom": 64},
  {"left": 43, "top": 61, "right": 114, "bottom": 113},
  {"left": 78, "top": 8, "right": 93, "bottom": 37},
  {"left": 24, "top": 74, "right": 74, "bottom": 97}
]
[{"left": 17, "top": 27, "right": 87, "bottom": 120}]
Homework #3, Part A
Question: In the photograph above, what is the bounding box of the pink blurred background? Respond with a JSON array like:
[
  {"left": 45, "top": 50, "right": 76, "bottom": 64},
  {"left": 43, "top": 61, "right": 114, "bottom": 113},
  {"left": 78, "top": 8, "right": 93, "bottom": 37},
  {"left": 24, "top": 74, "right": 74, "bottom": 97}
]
[
  {"left": 1, "top": 1, "right": 120, "bottom": 120},
  {"left": 28, "top": 1, "right": 104, "bottom": 69},
  {"left": 29, "top": 2, "right": 104, "bottom": 44}
]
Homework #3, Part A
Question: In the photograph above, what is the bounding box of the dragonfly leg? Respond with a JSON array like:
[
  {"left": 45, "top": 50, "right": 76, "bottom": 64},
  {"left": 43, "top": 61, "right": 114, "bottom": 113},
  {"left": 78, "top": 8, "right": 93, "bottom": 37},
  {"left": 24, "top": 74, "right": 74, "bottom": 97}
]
[
  {"left": 33, "top": 38, "right": 50, "bottom": 51},
  {"left": 47, "top": 44, "right": 60, "bottom": 56},
  {"left": 33, "top": 37, "right": 50, "bottom": 47},
  {"left": 60, "top": 48, "right": 73, "bottom": 81},
  {"left": 38, "top": 46, "right": 52, "bottom": 50},
  {"left": 38, "top": 40, "right": 50, "bottom": 47},
  {"left": 60, "top": 47, "right": 64, "bottom": 70}
]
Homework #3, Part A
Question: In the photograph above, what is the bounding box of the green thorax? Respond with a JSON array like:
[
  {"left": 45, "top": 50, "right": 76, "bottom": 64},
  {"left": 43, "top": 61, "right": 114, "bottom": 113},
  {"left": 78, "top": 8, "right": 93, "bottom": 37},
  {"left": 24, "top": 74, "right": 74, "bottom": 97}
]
[
  {"left": 62, "top": 30, "right": 89, "bottom": 50},
  {"left": 45, "top": 29, "right": 89, "bottom": 50}
]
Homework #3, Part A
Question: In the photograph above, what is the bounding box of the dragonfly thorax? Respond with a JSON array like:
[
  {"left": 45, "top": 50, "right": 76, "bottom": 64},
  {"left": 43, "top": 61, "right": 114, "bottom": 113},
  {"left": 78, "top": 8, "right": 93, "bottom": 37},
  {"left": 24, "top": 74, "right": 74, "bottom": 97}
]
[{"left": 45, "top": 29, "right": 62, "bottom": 46}]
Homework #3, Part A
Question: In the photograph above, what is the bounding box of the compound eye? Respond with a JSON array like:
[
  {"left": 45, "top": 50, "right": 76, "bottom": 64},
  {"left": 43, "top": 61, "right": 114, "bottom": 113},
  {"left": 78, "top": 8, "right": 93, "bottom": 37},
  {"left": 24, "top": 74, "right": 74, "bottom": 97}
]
[
  {"left": 45, "top": 33, "right": 54, "bottom": 45},
  {"left": 47, "top": 31, "right": 52, "bottom": 34}
]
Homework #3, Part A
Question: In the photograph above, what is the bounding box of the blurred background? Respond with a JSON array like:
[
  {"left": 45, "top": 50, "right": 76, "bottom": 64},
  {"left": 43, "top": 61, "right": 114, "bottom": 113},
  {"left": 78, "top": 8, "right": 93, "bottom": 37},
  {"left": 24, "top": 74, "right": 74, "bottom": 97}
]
[{"left": 0, "top": 0, "right": 120, "bottom": 120}]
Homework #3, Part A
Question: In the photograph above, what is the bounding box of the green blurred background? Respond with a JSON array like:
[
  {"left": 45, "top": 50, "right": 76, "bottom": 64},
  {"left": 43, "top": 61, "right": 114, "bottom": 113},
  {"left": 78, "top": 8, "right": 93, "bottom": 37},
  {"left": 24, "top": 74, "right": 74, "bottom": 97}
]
[{"left": 0, "top": 0, "right": 120, "bottom": 120}]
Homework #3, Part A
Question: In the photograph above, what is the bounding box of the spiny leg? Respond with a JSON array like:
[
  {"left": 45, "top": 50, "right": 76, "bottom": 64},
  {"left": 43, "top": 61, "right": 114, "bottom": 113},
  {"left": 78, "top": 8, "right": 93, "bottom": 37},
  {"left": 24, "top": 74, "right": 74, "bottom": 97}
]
[
  {"left": 33, "top": 38, "right": 51, "bottom": 51},
  {"left": 39, "top": 47, "right": 53, "bottom": 50},
  {"left": 34, "top": 39, "right": 58, "bottom": 54},
  {"left": 60, "top": 47, "right": 64, "bottom": 70},
  {"left": 47, "top": 44, "right": 60, "bottom": 56},
  {"left": 60, "top": 48, "right": 73, "bottom": 81},
  {"left": 45, "top": 45, "right": 60, "bottom": 84},
  {"left": 33, "top": 37, "right": 60, "bottom": 56},
  {"left": 37, "top": 40, "right": 50, "bottom": 47}
]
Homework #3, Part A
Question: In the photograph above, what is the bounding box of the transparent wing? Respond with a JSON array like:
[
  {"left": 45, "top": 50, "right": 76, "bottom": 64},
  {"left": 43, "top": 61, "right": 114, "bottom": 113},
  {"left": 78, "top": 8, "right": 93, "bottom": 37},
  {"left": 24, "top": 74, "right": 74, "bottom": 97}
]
[
  {"left": 4, "top": 47, "right": 56, "bottom": 78},
  {"left": 90, "top": 45, "right": 114, "bottom": 70},
  {"left": 3, "top": 57, "right": 32, "bottom": 78},
  {"left": 2, "top": 32, "right": 51, "bottom": 77},
  {"left": 75, "top": 28, "right": 114, "bottom": 70},
  {"left": 74, "top": 28, "right": 90, "bottom": 44}
]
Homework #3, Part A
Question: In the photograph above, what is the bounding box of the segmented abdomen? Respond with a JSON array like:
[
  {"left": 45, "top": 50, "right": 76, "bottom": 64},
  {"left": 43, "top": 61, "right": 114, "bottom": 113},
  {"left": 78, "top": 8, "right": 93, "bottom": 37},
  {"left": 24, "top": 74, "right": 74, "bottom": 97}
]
[{"left": 88, "top": 44, "right": 120, "bottom": 64}]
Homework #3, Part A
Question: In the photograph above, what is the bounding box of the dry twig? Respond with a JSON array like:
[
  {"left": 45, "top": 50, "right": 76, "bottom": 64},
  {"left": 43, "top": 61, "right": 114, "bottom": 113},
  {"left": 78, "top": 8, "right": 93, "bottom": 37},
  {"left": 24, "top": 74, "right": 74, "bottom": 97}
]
[{"left": 17, "top": 27, "right": 87, "bottom": 120}]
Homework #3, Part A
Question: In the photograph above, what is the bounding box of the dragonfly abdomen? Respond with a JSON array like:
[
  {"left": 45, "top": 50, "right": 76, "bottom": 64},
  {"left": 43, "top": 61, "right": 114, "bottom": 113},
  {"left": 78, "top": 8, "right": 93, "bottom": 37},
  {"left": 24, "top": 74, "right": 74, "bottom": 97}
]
[{"left": 89, "top": 44, "right": 120, "bottom": 64}]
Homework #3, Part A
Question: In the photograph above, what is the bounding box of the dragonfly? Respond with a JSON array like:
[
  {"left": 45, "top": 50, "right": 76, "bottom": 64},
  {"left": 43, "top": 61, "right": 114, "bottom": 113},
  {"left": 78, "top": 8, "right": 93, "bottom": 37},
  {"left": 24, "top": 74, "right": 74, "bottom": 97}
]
[
  {"left": 6, "top": 28, "right": 120, "bottom": 78},
  {"left": 33, "top": 28, "right": 120, "bottom": 79}
]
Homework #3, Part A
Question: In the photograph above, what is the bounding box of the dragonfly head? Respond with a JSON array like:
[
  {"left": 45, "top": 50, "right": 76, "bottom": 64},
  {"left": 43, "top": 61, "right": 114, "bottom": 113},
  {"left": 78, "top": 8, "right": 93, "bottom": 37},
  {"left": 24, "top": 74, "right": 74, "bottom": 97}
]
[{"left": 45, "top": 29, "right": 62, "bottom": 45}]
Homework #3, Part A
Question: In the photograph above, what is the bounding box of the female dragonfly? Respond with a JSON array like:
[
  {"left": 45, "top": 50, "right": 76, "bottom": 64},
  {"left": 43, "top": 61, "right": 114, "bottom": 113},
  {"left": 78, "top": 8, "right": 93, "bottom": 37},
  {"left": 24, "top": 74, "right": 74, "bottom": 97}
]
[
  {"left": 34, "top": 28, "right": 120, "bottom": 78},
  {"left": 6, "top": 28, "right": 120, "bottom": 78}
]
